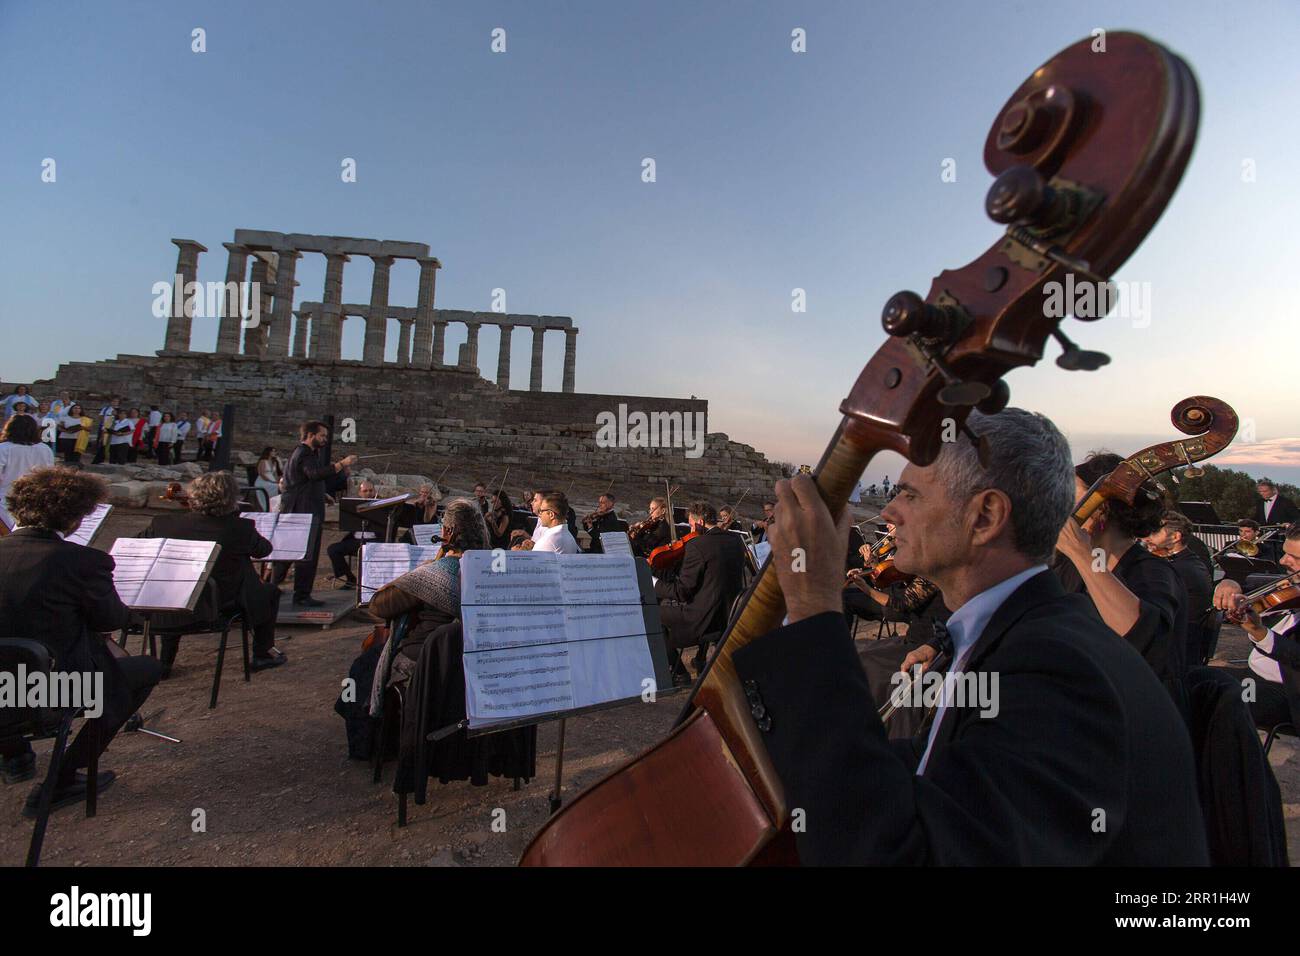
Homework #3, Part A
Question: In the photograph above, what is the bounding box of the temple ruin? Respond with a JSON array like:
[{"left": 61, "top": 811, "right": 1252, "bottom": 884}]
[{"left": 163, "top": 229, "right": 579, "bottom": 392}]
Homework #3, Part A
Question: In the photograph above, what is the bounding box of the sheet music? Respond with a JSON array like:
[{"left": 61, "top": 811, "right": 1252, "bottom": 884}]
[
  {"left": 239, "top": 512, "right": 314, "bottom": 561},
  {"left": 110, "top": 538, "right": 219, "bottom": 610},
  {"left": 411, "top": 523, "right": 442, "bottom": 546},
  {"left": 599, "top": 530, "right": 633, "bottom": 555},
  {"left": 359, "top": 542, "right": 441, "bottom": 603},
  {"left": 63, "top": 503, "right": 112, "bottom": 547},
  {"left": 750, "top": 540, "right": 772, "bottom": 568},
  {"left": 358, "top": 493, "right": 411, "bottom": 511},
  {"left": 459, "top": 550, "right": 656, "bottom": 728}
]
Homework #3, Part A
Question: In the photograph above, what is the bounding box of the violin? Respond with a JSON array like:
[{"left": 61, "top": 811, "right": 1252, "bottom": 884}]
[
  {"left": 161, "top": 481, "right": 192, "bottom": 509},
  {"left": 1227, "top": 572, "right": 1300, "bottom": 623},
  {"left": 521, "top": 32, "right": 1200, "bottom": 866},
  {"left": 647, "top": 480, "right": 695, "bottom": 573}
]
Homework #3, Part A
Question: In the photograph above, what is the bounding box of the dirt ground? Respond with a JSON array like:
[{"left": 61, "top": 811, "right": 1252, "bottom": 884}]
[{"left": 4, "top": 506, "right": 1298, "bottom": 866}]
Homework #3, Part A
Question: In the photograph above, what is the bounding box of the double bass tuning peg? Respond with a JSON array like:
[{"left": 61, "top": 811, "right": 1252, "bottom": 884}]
[{"left": 1051, "top": 328, "right": 1110, "bottom": 372}]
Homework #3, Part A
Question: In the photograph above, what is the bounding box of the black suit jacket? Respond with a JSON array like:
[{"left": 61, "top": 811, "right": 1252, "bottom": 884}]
[
  {"left": 733, "top": 569, "right": 1208, "bottom": 865},
  {"left": 142, "top": 512, "right": 278, "bottom": 623},
  {"left": 1256, "top": 494, "right": 1300, "bottom": 527},
  {"left": 0, "top": 528, "right": 129, "bottom": 671},
  {"left": 653, "top": 527, "right": 746, "bottom": 644},
  {"left": 583, "top": 511, "right": 622, "bottom": 553},
  {"left": 280, "top": 442, "right": 347, "bottom": 516}
]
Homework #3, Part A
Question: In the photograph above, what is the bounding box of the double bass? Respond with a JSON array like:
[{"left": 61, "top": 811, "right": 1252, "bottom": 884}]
[
  {"left": 1070, "top": 395, "right": 1237, "bottom": 528},
  {"left": 522, "top": 32, "right": 1200, "bottom": 866}
]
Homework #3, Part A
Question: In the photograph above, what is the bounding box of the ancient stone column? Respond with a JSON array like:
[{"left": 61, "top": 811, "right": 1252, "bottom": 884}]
[
  {"left": 529, "top": 326, "right": 545, "bottom": 391},
  {"left": 244, "top": 254, "right": 277, "bottom": 356},
  {"left": 305, "top": 307, "right": 323, "bottom": 358},
  {"left": 320, "top": 252, "right": 349, "bottom": 362},
  {"left": 496, "top": 324, "right": 513, "bottom": 389},
  {"left": 431, "top": 320, "right": 448, "bottom": 367},
  {"left": 265, "top": 249, "right": 301, "bottom": 357},
  {"left": 396, "top": 318, "right": 412, "bottom": 367},
  {"left": 412, "top": 257, "right": 440, "bottom": 369},
  {"left": 364, "top": 256, "right": 394, "bottom": 365},
  {"left": 216, "top": 242, "right": 249, "bottom": 354},
  {"left": 562, "top": 327, "right": 578, "bottom": 393},
  {"left": 292, "top": 309, "right": 310, "bottom": 357},
  {"left": 463, "top": 320, "right": 481, "bottom": 372},
  {"left": 164, "top": 239, "right": 207, "bottom": 352}
]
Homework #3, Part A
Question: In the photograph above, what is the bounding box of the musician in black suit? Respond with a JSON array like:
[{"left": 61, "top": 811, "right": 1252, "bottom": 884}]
[
  {"left": 0, "top": 468, "right": 161, "bottom": 811},
  {"left": 750, "top": 500, "right": 776, "bottom": 543},
  {"left": 1215, "top": 525, "right": 1300, "bottom": 728},
  {"left": 328, "top": 479, "right": 378, "bottom": 588},
  {"left": 142, "top": 471, "right": 286, "bottom": 673},
  {"left": 1255, "top": 480, "right": 1300, "bottom": 528},
  {"left": 1056, "top": 454, "right": 1189, "bottom": 708},
  {"left": 274, "top": 420, "right": 355, "bottom": 607},
  {"left": 654, "top": 502, "right": 747, "bottom": 683},
  {"left": 1143, "top": 510, "right": 1215, "bottom": 666},
  {"left": 582, "top": 493, "right": 622, "bottom": 554},
  {"left": 732, "top": 409, "right": 1207, "bottom": 865}
]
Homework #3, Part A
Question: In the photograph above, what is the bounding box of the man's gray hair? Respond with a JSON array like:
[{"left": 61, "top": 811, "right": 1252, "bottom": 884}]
[
  {"left": 441, "top": 497, "right": 490, "bottom": 551},
  {"left": 933, "top": 407, "right": 1074, "bottom": 563}
]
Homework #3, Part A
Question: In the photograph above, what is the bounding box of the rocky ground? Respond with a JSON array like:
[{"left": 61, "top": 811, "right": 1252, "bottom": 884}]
[{"left": 3, "top": 500, "right": 1292, "bottom": 867}]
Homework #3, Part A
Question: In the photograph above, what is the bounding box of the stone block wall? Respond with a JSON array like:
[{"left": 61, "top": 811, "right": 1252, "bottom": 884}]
[{"left": 30, "top": 354, "right": 786, "bottom": 501}]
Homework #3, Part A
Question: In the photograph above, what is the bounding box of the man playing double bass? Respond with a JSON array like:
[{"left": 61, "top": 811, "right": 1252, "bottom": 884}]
[{"left": 732, "top": 408, "right": 1207, "bottom": 864}]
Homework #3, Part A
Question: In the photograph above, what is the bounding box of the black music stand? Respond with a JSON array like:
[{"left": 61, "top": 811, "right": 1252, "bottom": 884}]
[
  {"left": 341, "top": 496, "right": 410, "bottom": 544},
  {"left": 1218, "top": 552, "right": 1281, "bottom": 586},
  {"left": 1178, "top": 501, "right": 1221, "bottom": 524}
]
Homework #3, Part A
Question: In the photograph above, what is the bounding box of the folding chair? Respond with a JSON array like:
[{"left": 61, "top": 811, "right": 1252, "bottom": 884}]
[
  {"left": 0, "top": 638, "right": 100, "bottom": 867},
  {"left": 1262, "top": 722, "right": 1295, "bottom": 756},
  {"left": 123, "top": 579, "right": 250, "bottom": 708}
]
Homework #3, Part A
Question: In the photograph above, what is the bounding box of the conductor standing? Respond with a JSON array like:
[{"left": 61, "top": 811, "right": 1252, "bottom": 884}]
[{"left": 276, "top": 420, "right": 356, "bottom": 607}]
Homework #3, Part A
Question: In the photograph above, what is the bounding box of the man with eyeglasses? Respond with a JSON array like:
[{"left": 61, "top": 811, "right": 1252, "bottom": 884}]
[{"left": 531, "top": 491, "right": 579, "bottom": 554}]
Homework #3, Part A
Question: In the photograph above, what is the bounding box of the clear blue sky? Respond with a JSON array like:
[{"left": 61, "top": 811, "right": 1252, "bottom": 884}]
[{"left": 3, "top": 0, "right": 1298, "bottom": 482}]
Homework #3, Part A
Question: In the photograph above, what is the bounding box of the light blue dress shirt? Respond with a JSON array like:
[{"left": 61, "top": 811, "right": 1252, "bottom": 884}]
[{"left": 915, "top": 563, "right": 1047, "bottom": 775}]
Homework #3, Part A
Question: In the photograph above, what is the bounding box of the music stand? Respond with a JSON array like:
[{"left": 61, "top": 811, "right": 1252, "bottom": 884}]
[
  {"left": 341, "top": 495, "right": 410, "bottom": 543},
  {"left": 1178, "top": 501, "right": 1221, "bottom": 524}
]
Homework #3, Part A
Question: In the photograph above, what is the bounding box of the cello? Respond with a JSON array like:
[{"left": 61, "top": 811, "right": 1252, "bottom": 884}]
[{"left": 522, "top": 31, "right": 1200, "bottom": 866}]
